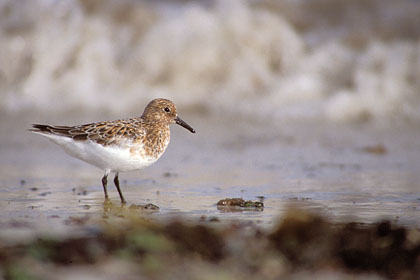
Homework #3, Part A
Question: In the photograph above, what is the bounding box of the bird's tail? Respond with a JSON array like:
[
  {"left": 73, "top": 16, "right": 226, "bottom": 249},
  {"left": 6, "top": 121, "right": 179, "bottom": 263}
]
[{"left": 29, "top": 124, "right": 73, "bottom": 136}]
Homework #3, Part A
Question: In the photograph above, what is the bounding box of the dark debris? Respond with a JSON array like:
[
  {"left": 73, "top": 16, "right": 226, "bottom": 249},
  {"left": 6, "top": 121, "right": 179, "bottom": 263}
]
[
  {"left": 216, "top": 198, "right": 264, "bottom": 208},
  {"left": 128, "top": 203, "right": 160, "bottom": 211},
  {"left": 1, "top": 209, "right": 420, "bottom": 279}
]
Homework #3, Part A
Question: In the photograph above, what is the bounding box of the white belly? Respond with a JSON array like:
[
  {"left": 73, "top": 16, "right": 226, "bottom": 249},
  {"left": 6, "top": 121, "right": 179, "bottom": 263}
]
[{"left": 38, "top": 133, "right": 160, "bottom": 172}]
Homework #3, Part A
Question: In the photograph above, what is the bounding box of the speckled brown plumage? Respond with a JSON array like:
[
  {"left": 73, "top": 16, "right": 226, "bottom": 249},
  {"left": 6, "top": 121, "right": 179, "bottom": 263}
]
[
  {"left": 30, "top": 98, "right": 196, "bottom": 204},
  {"left": 32, "top": 118, "right": 168, "bottom": 158}
]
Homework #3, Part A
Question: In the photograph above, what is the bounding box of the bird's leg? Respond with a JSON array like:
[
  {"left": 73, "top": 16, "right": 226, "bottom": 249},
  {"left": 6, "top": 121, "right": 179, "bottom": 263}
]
[
  {"left": 101, "top": 171, "right": 109, "bottom": 200},
  {"left": 114, "top": 173, "right": 127, "bottom": 204}
]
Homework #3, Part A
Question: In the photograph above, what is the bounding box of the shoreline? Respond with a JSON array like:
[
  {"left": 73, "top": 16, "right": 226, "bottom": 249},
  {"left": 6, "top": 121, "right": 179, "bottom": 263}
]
[{"left": 1, "top": 207, "right": 419, "bottom": 279}]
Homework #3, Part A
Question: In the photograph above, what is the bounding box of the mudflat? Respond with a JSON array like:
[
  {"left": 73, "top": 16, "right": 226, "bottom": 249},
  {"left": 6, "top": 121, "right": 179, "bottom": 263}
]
[{"left": 1, "top": 112, "right": 419, "bottom": 233}]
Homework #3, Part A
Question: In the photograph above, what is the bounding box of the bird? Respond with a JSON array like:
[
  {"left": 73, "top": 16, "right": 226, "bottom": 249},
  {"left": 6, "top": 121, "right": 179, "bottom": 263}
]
[{"left": 30, "top": 98, "right": 196, "bottom": 204}]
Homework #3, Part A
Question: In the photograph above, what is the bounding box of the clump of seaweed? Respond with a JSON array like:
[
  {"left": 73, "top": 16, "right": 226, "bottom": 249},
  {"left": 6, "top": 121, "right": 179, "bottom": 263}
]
[
  {"left": 1, "top": 209, "right": 420, "bottom": 279},
  {"left": 217, "top": 198, "right": 264, "bottom": 208},
  {"left": 269, "top": 209, "right": 420, "bottom": 278}
]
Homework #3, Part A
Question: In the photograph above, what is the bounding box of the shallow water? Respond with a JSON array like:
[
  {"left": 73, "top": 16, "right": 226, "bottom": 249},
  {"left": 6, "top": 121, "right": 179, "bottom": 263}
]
[
  {"left": 1, "top": 113, "right": 419, "bottom": 242},
  {"left": 1, "top": 1, "right": 419, "bottom": 235}
]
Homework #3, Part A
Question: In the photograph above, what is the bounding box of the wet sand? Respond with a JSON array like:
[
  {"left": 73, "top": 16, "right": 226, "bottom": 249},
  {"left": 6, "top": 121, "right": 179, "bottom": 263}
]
[
  {"left": 0, "top": 112, "right": 419, "bottom": 240},
  {"left": 1, "top": 113, "right": 420, "bottom": 279}
]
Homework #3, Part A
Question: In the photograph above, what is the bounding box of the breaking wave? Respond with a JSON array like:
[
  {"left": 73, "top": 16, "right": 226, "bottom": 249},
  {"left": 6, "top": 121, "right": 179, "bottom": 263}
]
[{"left": 0, "top": 0, "right": 419, "bottom": 123}]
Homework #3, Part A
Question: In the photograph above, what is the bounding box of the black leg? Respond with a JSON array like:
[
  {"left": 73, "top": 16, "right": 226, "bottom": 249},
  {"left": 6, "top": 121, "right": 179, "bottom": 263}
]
[
  {"left": 114, "top": 173, "right": 127, "bottom": 204},
  {"left": 101, "top": 172, "right": 109, "bottom": 200}
]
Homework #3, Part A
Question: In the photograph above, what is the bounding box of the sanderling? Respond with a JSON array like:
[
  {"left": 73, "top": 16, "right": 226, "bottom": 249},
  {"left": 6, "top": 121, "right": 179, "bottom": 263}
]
[{"left": 30, "top": 98, "right": 196, "bottom": 204}]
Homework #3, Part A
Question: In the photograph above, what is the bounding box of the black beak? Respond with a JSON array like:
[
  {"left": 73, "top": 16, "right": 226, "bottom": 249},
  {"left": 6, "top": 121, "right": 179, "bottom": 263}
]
[{"left": 175, "top": 116, "right": 196, "bottom": 133}]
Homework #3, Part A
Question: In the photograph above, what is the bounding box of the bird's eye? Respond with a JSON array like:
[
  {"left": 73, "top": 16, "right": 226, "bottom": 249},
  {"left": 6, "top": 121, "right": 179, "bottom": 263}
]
[{"left": 164, "top": 107, "right": 171, "bottom": 113}]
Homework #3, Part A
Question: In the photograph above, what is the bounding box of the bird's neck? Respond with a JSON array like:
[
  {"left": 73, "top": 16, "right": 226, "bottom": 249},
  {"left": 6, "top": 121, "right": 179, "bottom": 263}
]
[{"left": 144, "top": 124, "right": 170, "bottom": 158}]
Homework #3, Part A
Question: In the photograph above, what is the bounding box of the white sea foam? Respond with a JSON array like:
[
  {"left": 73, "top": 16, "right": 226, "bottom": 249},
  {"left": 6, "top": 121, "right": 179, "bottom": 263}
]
[
  {"left": 326, "top": 41, "right": 420, "bottom": 122},
  {"left": 0, "top": 0, "right": 419, "bottom": 123}
]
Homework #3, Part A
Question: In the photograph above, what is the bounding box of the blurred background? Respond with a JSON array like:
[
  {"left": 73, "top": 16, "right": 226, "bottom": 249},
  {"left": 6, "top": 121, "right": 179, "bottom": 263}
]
[{"left": 0, "top": 0, "right": 419, "bottom": 123}]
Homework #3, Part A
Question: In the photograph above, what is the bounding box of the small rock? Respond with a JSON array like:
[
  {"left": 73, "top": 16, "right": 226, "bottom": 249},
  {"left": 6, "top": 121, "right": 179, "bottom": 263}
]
[
  {"left": 38, "top": 191, "right": 52, "bottom": 197},
  {"left": 362, "top": 144, "right": 387, "bottom": 155},
  {"left": 129, "top": 203, "right": 160, "bottom": 211}
]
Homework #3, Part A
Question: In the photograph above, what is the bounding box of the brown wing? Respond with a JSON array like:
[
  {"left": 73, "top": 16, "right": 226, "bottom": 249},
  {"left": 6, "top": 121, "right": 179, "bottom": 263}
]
[
  {"left": 30, "top": 124, "right": 89, "bottom": 140},
  {"left": 30, "top": 118, "right": 146, "bottom": 146}
]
